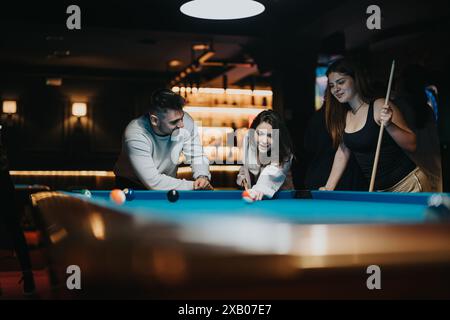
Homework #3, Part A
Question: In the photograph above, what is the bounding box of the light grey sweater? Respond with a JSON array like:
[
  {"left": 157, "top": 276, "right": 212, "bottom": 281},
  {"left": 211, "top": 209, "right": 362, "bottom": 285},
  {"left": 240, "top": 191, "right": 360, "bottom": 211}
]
[{"left": 114, "top": 113, "right": 210, "bottom": 190}]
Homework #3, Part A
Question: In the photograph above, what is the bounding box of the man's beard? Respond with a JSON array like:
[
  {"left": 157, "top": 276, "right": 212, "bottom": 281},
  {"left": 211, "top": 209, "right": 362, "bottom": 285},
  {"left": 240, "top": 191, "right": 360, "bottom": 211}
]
[{"left": 158, "top": 123, "right": 174, "bottom": 136}]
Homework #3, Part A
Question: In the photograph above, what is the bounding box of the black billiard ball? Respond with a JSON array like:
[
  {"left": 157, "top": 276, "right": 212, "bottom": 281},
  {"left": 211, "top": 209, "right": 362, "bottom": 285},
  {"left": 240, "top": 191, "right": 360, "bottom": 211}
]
[
  {"left": 167, "top": 190, "right": 179, "bottom": 202},
  {"left": 123, "top": 188, "right": 135, "bottom": 201},
  {"left": 425, "top": 194, "right": 450, "bottom": 222}
]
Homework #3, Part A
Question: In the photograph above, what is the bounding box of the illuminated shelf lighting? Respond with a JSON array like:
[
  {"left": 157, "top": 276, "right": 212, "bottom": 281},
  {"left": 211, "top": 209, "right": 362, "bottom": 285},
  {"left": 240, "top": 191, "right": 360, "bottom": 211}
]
[
  {"left": 184, "top": 106, "right": 266, "bottom": 115},
  {"left": 11, "top": 167, "right": 241, "bottom": 177},
  {"left": 177, "top": 165, "right": 241, "bottom": 174},
  {"left": 10, "top": 171, "right": 115, "bottom": 177},
  {"left": 172, "top": 86, "right": 272, "bottom": 96},
  {"left": 199, "top": 126, "right": 234, "bottom": 133}
]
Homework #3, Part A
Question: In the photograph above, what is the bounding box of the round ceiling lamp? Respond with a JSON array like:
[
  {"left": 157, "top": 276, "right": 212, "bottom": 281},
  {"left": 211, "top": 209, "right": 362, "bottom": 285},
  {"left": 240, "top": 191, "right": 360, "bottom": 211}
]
[{"left": 180, "top": 0, "right": 265, "bottom": 20}]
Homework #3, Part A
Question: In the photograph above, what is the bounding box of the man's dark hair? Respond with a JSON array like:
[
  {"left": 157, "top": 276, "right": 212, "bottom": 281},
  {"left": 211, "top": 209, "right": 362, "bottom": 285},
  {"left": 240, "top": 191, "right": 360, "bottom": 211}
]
[{"left": 149, "top": 88, "right": 185, "bottom": 115}]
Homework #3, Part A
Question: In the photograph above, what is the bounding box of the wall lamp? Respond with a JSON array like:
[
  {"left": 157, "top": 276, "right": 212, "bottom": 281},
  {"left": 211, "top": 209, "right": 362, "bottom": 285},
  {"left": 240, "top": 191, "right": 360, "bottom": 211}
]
[
  {"left": 2, "top": 100, "right": 17, "bottom": 114},
  {"left": 72, "top": 102, "right": 87, "bottom": 117}
]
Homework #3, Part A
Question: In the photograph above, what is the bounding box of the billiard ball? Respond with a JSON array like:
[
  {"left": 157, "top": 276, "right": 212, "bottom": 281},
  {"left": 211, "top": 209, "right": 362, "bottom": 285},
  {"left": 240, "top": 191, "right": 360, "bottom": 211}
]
[
  {"left": 110, "top": 189, "right": 126, "bottom": 205},
  {"left": 167, "top": 190, "right": 179, "bottom": 202},
  {"left": 242, "top": 190, "right": 255, "bottom": 203},
  {"left": 82, "top": 189, "right": 92, "bottom": 198},
  {"left": 73, "top": 189, "right": 92, "bottom": 198},
  {"left": 425, "top": 194, "right": 450, "bottom": 222},
  {"left": 123, "top": 188, "right": 135, "bottom": 201}
]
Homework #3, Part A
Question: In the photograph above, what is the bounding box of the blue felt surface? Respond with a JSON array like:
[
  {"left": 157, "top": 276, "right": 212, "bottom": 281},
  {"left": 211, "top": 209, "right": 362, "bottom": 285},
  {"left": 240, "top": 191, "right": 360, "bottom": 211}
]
[{"left": 64, "top": 190, "right": 443, "bottom": 225}]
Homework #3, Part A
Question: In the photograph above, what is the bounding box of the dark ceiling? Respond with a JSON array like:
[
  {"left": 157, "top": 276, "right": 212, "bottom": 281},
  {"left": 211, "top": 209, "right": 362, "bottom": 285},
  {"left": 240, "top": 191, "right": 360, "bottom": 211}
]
[
  {"left": 1, "top": 0, "right": 449, "bottom": 87},
  {"left": 0, "top": 1, "right": 339, "bottom": 78}
]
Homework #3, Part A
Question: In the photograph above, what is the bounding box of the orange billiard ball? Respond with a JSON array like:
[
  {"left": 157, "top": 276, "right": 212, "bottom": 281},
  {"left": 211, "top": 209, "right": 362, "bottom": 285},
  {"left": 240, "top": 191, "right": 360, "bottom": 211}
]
[
  {"left": 242, "top": 190, "right": 255, "bottom": 203},
  {"left": 110, "top": 189, "right": 126, "bottom": 205}
]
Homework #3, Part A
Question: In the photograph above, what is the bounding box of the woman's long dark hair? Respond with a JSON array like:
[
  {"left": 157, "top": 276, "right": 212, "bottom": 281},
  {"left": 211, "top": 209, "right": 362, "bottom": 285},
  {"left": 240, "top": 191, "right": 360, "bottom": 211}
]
[
  {"left": 325, "top": 58, "right": 375, "bottom": 148},
  {"left": 249, "top": 110, "right": 294, "bottom": 165}
]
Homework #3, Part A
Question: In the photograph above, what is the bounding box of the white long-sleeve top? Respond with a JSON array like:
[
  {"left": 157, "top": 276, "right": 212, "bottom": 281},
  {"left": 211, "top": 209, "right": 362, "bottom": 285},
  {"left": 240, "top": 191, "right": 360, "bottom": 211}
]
[
  {"left": 236, "top": 133, "right": 293, "bottom": 198},
  {"left": 114, "top": 113, "right": 210, "bottom": 190}
]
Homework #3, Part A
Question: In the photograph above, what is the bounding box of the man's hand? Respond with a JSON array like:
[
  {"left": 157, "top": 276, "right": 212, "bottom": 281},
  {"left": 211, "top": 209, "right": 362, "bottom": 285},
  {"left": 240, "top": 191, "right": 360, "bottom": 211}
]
[{"left": 194, "top": 176, "right": 213, "bottom": 190}]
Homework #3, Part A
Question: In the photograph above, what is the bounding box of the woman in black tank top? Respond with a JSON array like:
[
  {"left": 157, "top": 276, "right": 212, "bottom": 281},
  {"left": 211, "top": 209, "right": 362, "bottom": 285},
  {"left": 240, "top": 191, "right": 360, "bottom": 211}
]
[{"left": 320, "top": 58, "right": 429, "bottom": 192}]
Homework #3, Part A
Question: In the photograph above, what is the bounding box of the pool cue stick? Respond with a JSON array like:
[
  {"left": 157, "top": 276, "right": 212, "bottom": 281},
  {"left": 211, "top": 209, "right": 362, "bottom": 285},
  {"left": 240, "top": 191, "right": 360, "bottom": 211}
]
[
  {"left": 243, "top": 179, "right": 250, "bottom": 191},
  {"left": 369, "top": 60, "right": 396, "bottom": 192}
]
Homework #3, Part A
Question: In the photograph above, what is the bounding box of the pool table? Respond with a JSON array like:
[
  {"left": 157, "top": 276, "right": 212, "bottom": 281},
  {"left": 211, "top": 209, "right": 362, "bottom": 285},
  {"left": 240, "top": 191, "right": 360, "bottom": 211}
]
[
  {"left": 79, "top": 190, "right": 450, "bottom": 224},
  {"left": 30, "top": 190, "right": 450, "bottom": 299}
]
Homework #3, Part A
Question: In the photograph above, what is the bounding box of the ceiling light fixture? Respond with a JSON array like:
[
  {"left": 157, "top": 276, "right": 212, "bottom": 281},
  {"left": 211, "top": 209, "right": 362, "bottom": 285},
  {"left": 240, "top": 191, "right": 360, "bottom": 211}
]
[
  {"left": 192, "top": 43, "right": 210, "bottom": 51},
  {"left": 170, "top": 48, "right": 215, "bottom": 87},
  {"left": 180, "top": 0, "right": 265, "bottom": 20}
]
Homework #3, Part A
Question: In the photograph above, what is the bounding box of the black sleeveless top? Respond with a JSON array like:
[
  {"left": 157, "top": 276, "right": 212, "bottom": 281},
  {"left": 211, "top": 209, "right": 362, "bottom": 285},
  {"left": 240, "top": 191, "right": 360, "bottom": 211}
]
[{"left": 343, "top": 102, "right": 416, "bottom": 190}]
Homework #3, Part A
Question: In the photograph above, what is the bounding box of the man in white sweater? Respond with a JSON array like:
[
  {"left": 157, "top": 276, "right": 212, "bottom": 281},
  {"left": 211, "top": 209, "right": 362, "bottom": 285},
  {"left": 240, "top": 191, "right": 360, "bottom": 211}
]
[{"left": 114, "top": 89, "right": 212, "bottom": 190}]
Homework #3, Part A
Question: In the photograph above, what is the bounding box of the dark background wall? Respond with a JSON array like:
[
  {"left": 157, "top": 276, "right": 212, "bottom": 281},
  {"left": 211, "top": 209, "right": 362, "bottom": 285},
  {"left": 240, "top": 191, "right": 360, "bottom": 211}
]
[{"left": 1, "top": 73, "right": 164, "bottom": 169}]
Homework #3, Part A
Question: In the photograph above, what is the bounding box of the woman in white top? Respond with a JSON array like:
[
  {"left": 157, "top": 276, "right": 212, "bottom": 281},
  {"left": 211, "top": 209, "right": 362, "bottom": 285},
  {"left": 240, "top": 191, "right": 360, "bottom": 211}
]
[{"left": 237, "top": 110, "right": 294, "bottom": 200}]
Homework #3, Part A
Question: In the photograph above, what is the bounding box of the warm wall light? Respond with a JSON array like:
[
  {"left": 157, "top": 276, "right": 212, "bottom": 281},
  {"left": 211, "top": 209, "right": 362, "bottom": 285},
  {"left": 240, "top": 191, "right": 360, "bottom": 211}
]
[
  {"left": 180, "top": 0, "right": 265, "bottom": 20},
  {"left": 2, "top": 100, "right": 17, "bottom": 114},
  {"left": 46, "top": 78, "right": 63, "bottom": 86},
  {"left": 72, "top": 102, "right": 87, "bottom": 117}
]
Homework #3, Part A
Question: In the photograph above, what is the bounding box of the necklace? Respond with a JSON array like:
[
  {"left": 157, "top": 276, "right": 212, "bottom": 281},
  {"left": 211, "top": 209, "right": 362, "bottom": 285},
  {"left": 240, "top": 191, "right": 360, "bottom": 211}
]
[{"left": 351, "top": 101, "right": 365, "bottom": 114}]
